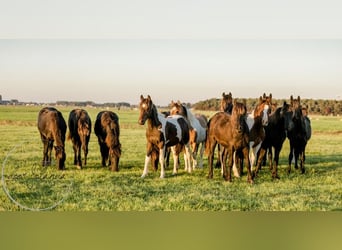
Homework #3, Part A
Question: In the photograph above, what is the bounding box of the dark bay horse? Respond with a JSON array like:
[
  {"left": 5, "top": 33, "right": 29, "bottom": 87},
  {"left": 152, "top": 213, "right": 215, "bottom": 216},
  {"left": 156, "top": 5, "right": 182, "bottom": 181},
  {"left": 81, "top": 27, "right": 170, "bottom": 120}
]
[
  {"left": 287, "top": 96, "right": 311, "bottom": 174},
  {"left": 138, "top": 95, "right": 191, "bottom": 178},
  {"left": 37, "top": 107, "right": 67, "bottom": 170},
  {"left": 220, "top": 92, "right": 233, "bottom": 114},
  {"left": 170, "top": 101, "right": 207, "bottom": 168},
  {"left": 94, "top": 111, "right": 121, "bottom": 171},
  {"left": 254, "top": 101, "right": 293, "bottom": 179},
  {"left": 68, "top": 109, "right": 91, "bottom": 169},
  {"left": 206, "top": 100, "right": 253, "bottom": 183}
]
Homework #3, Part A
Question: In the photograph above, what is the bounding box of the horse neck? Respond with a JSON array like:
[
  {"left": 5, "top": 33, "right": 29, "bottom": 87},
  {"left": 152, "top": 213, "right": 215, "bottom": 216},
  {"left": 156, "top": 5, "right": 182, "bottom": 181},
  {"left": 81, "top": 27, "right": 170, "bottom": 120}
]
[{"left": 147, "top": 105, "right": 162, "bottom": 129}]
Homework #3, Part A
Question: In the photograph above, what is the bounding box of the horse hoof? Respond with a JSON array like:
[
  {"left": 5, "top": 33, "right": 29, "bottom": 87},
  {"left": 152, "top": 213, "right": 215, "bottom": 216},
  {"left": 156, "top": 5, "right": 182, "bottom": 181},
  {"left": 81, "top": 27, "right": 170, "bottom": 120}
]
[
  {"left": 141, "top": 174, "right": 147, "bottom": 178},
  {"left": 76, "top": 165, "right": 82, "bottom": 170}
]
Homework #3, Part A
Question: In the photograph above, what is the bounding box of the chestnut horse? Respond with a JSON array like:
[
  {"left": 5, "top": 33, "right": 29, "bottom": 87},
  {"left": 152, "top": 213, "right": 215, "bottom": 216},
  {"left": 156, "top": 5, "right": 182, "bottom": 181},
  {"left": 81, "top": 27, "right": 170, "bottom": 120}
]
[
  {"left": 94, "top": 111, "right": 121, "bottom": 171},
  {"left": 138, "top": 95, "right": 191, "bottom": 178},
  {"left": 287, "top": 96, "right": 311, "bottom": 174},
  {"left": 37, "top": 107, "right": 67, "bottom": 170},
  {"left": 170, "top": 101, "right": 207, "bottom": 168},
  {"left": 68, "top": 109, "right": 91, "bottom": 169},
  {"left": 206, "top": 100, "right": 253, "bottom": 183}
]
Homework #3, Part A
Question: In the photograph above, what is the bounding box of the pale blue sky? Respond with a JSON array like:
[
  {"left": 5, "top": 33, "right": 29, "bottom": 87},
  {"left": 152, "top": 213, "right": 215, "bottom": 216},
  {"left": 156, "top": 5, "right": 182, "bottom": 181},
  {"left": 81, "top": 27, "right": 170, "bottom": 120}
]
[{"left": 1, "top": 1, "right": 342, "bottom": 105}]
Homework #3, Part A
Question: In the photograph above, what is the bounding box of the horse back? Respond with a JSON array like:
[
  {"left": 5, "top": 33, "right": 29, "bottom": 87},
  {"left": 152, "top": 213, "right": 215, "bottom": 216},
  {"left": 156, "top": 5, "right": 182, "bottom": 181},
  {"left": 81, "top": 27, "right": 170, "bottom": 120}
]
[{"left": 38, "top": 107, "right": 67, "bottom": 142}]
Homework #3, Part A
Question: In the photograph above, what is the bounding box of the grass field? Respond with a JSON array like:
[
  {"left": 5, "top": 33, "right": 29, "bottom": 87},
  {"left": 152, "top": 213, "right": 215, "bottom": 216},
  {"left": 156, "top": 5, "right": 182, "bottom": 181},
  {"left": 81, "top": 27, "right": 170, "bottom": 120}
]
[{"left": 0, "top": 105, "right": 341, "bottom": 211}]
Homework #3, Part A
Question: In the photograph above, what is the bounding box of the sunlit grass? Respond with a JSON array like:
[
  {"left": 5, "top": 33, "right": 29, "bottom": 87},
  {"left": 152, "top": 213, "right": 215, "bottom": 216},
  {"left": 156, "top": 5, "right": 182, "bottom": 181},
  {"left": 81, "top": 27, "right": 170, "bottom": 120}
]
[{"left": 0, "top": 106, "right": 341, "bottom": 211}]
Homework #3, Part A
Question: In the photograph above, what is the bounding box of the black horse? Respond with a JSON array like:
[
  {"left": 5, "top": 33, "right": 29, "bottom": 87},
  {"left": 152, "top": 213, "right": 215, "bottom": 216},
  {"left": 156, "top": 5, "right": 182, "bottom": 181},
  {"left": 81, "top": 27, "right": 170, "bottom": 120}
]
[
  {"left": 287, "top": 96, "right": 311, "bottom": 174},
  {"left": 254, "top": 102, "right": 293, "bottom": 179}
]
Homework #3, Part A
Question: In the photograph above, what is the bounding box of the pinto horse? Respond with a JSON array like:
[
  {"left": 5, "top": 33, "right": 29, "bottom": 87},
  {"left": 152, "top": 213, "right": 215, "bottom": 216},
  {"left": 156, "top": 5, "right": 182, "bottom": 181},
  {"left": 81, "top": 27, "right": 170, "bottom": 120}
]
[
  {"left": 94, "top": 111, "right": 121, "bottom": 171},
  {"left": 68, "top": 109, "right": 91, "bottom": 169},
  {"left": 287, "top": 96, "right": 311, "bottom": 174},
  {"left": 37, "top": 107, "right": 67, "bottom": 170},
  {"left": 170, "top": 101, "right": 207, "bottom": 169},
  {"left": 254, "top": 101, "right": 293, "bottom": 179},
  {"left": 245, "top": 93, "right": 271, "bottom": 169},
  {"left": 206, "top": 100, "right": 253, "bottom": 183},
  {"left": 138, "top": 95, "right": 191, "bottom": 178}
]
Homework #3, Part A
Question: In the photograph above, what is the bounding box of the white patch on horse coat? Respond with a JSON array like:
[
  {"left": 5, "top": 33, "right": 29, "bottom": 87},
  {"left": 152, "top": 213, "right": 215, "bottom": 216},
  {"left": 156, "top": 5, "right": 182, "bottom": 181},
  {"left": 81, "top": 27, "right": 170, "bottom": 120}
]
[{"left": 157, "top": 113, "right": 184, "bottom": 142}]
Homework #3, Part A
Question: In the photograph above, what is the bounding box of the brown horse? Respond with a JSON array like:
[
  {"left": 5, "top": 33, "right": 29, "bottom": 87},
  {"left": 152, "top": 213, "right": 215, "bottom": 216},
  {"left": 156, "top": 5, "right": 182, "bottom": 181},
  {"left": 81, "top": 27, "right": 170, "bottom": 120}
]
[
  {"left": 138, "top": 95, "right": 191, "bottom": 178},
  {"left": 68, "top": 109, "right": 91, "bottom": 169},
  {"left": 94, "top": 111, "right": 121, "bottom": 171},
  {"left": 37, "top": 107, "right": 67, "bottom": 170},
  {"left": 206, "top": 100, "right": 253, "bottom": 183},
  {"left": 170, "top": 101, "right": 207, "bottom": 168}
]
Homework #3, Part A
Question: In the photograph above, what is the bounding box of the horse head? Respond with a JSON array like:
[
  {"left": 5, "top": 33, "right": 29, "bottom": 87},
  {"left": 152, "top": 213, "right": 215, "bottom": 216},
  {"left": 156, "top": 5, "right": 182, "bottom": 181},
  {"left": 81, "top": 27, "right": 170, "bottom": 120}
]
[
  {"left": 138, "top": 95, "right": 161, "bottom": 127},
  {"left": 254, "top": 93, "right": 272, "bottom": 126},
  {"left": 280, "top": 101, "right": 295, "bottom": 133},
  {"left": 54, "top": 145, "right": 66, "bottom": 170},
  {"left": 232, "top": 100, "right": 247, "bottom": 133},
  {"left": 220, "top": 92, "right": 233, "bottom": 114},
  {"left": 170, "top": 100, "right": 187, "bottom": 117}
]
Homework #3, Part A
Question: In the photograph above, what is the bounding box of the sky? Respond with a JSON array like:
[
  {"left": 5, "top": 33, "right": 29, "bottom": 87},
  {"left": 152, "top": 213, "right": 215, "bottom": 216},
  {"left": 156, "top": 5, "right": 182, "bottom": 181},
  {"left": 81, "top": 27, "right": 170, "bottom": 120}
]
[{"left": 1, "top": 1, "right": 342, "bottom": 106}]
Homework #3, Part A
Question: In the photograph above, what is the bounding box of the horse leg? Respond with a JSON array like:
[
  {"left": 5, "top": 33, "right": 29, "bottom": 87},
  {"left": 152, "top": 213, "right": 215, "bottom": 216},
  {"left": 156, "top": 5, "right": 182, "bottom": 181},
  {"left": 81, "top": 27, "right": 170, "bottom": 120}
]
[
  {"left": 198, "top": 141, "right": 205, "bottom": 168},
  {"left": 287, "top": 143, "right": 294, "bottom": 174},
  {"left": 207, "top": 140, "right": 217, "bottom": 179},
  {"left": 141, "top": 155, "right": 151, "bottom": 178},
  {"left": 232, "top": 151, "right": 240, "bottom": 178},
  {"left": 100, "top": 143, "right": 108, "bottom": 167},
  {"left": 223, "top": 148, "right": 231, "bottom": 182},
  {"left": 72, "top": 143, "right": 77, "bottom": 165},
  {"left": 215, "top": 144, "right": 222, "bottom": 168},
  {"left": 159, "top": 147, "right": 166, "bottom": 178},
  {"left": 42, "top": 138, "right": 49, "bottom": 166},
  {"left": 76, "top": 143, "right": 82, "bottom": 169},
  {"left": 300, "top": 146, "right": 306, "bottom": 174},
  {"left": 47, "top": 140, "right": 53, "bottom": 166},
  {"left": 184, "top": 143, "right": 192, "bottom": 173},
  {"left": 272, "top": 147, "right": 281, "bottom": 179},
  {"left": 268, "top": 146, "right": 273, "bottom": 171},
  {"left": 83, "top": 143, "right": 88, "bottom": 166},
  {"left": 242, "top": 147, "right": 253, "bottom": 184},
  {"left": 254, "top": 147, "right": 266, "bottom": 178},
  {"left": 191, "top": 142, "right": 198, "bottom": 169},
  {"left": 171, "top": 146, "right": 179, "bottom": 175}
]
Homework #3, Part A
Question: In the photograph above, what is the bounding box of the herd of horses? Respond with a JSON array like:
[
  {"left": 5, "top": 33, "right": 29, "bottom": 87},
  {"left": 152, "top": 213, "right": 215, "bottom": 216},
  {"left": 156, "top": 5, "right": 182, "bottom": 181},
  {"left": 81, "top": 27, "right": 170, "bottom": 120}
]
[{"left": 37, "top": 92, "right": 311, "bottom": 183}]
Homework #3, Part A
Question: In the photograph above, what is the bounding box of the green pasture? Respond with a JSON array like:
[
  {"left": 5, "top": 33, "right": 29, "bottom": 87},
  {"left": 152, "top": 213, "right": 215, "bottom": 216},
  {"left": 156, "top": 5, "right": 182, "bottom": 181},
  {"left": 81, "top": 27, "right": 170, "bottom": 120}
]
[{"left": 0, "top": 105, "right": 341, "bottom": 211}]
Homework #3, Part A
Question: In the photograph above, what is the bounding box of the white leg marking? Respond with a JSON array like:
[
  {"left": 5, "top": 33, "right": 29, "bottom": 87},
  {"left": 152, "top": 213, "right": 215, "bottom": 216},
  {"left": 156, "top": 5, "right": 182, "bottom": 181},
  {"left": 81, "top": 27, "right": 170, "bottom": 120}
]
[{"left": 141, "top": 155, "right": 151, "bottom": 178}]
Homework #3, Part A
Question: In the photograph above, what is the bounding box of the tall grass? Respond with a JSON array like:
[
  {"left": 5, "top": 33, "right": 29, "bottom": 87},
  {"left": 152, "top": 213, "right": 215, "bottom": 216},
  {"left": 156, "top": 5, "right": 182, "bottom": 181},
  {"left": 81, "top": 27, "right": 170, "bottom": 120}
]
[{"left": 0, "top": 106, "right": 341, "bottom": 211}]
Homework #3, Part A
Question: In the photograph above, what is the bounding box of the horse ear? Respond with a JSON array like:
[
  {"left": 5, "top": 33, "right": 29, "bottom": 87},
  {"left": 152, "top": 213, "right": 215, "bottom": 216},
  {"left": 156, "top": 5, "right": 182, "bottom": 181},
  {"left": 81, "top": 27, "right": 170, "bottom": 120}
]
[
  {"left": 222, "top": 92, "right": 225, "bottom": 97},
  {"left": 147, "top": 95, "right": 151, "bottom": 101},
  {"left": 269, "top": 93, "right": 272, "bottom": 100},
  {"left": 290, "top": 95, "right": 294, "bottom": 105},
  {"left": 171, "top": 100, "right": 174, "bottom": 105},
  {"left": 233, "top": 99, "right": 237, "bottom": 106},
  {"left": 263, "top": 93, "right": 266, "bottom": 99},
  {"left": 177, "top": 100, "right": 181, "bottom": 104},
  {"left": 298, "top": 96, "right": 301, "bottom": 104},
  {"left": 140, "top": 95, "right": 144, "bottom": 101},
  {"left": 229, "top": 92, "right": 232, "bottom": 97},
  {"left": 259, "top": 96, "right": 263, "bottom": 103}
]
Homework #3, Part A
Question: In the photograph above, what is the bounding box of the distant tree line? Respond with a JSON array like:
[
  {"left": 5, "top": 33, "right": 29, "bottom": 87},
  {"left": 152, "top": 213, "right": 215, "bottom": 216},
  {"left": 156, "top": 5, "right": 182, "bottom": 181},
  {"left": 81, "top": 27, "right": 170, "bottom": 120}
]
[{"left": 192, "top": 98, "right": 342, "bottom": 116}]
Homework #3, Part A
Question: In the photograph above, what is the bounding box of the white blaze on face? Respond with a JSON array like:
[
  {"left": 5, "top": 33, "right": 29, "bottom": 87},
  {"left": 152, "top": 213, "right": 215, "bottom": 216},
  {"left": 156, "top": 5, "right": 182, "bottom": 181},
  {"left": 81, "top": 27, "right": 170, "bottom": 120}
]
[
  {"left": 262, "top": 104, "right": 269, "bottom": 126},
  {"left": 142, "top": 103, "right": 147, "bottom": 109}
]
